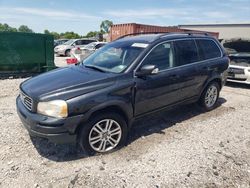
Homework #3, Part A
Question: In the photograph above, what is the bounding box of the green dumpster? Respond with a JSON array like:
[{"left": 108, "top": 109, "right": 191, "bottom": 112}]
[{"left": 0, "top": 32, "right": 55, "bottom": 76}]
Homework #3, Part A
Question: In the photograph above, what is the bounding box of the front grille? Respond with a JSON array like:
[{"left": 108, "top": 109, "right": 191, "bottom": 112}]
[
  {"left": 228, "top": 67, "right": 245, "bottom": 75},
  {"left": 20, "top": 91, "right": 33, "bottom": 111}
]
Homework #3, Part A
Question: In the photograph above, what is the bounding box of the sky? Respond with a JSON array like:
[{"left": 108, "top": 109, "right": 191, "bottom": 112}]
[{"left": 0, "top": 0, "right": 250, "bottom": 35}]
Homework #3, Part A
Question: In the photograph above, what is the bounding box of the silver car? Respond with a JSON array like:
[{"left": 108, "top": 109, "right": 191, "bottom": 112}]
[
  {"left": 70, "top": 42, "right": 107, "bottom": 62},
  {"left": 54, "top": 38, "right": 97, "bottom": 56},
  {"left": 227, "top": 53, "right": 250, "bottom": 84}
]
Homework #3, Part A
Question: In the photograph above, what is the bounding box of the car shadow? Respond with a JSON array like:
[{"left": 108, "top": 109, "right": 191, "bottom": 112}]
[
  {"left": 226, "top": 82, "right": 250, "bottom": 89},
  {"left": 31, "top": 98, "right": 227, "bottom": 162},
  {"left": 128, "top": 97, "right": 227, "bottom": 144}
]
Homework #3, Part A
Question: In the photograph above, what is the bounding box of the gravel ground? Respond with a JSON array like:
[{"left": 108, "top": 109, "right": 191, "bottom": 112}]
[{"left": 0, "top": 78, "right": 250, "bottom": 188}]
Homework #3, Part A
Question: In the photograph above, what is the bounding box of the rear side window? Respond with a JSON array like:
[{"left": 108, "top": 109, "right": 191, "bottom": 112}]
[
  {"left": 174, "top": 39, "right": 199, "bottom": 66},
  {"left": 196, "top": 39, "right": 221, "bottom": 60}
]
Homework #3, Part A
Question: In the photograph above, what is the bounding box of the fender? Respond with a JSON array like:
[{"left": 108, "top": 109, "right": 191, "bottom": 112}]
[
  {"left": 199, "top": 73, "right": 223, "bottom": 97},
  {"left": 76, "top": 99, "right": 134, "bottom": 131}
]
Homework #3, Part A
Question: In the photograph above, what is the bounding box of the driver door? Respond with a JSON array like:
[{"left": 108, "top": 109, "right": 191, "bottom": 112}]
[{"left": 134, "top": 41, "right": 184, "bottom": 116}]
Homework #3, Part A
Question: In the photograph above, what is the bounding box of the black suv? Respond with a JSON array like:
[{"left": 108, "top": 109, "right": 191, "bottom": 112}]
[{"left": 17, "top": 33, "right": 229, "bottom": 155}]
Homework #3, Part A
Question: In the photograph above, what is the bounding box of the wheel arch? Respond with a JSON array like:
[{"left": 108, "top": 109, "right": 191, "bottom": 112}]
[
  {"left": 88, "top": 105, "right": 130, "bottom": 127},
  {"left": 75, "top": 101, "right": 133, "bottom": 135},
  {"left": 200, "top": 76, "right": 222, "bottom": 97}
]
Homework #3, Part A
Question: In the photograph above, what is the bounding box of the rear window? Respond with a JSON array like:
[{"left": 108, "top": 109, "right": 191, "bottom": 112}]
[
  {"left": 174, "top": 39, "right": 199, "bottom": 66},
  {"left": 196, "top": 39, "right": 221, "bottom": 60}
]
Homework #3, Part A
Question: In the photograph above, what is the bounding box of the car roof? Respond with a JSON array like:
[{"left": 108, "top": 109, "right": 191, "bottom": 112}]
[{"left": 116, "top": 33, "right": 215, "bottom": 44}]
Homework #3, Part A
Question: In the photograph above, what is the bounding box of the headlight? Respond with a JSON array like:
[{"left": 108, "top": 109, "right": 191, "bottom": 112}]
[{"left": 37, "top": 100, "right": 68, "bottom": 118}]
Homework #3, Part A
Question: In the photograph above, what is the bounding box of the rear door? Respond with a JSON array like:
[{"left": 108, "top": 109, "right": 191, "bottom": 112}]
[
  {"left": 172, "top": 39, "right": 201, "bottom": 99},
  {"left": 195, "top": 39, "right": 223, "bottom": 91}
]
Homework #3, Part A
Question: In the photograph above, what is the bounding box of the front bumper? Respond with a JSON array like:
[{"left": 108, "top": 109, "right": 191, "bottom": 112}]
[
  {"left": 227, "top": 66, "right": 250, "bottom": 84},
  {"left": 16, "top": 96, "right": 83, "bottom": 144}
]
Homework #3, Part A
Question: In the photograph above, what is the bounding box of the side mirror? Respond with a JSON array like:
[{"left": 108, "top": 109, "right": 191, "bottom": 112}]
[{"left": 135, "top": 65, "right": 159, "bottom": 77}]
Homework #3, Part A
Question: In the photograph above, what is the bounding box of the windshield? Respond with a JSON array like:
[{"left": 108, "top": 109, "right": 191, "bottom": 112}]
[
  {"left": 63, "top": 39, "right": 75, "bottom": 45},
  {"left": 82, "top": 41, "right": 147, "bottom": 73}
]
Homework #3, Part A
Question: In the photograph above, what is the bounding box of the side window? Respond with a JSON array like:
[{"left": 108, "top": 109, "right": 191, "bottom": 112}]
[
  {"left": 75, "top": 40, "right": 82, "bottom": 45},
  {"left": 81, "top": 40, "right": 89, "bottom": 45},
  {"left": 142, "top": 42, "right": 174, "bottom": 71},
  {"left": 83, "top": 40, "right": 95, "bottom": 45},
  {"left": 174, "top": 39, "right": 199, "bottom": 66},
  {"left": 196, "top": 39, "right": 221, "bottom": 60}
]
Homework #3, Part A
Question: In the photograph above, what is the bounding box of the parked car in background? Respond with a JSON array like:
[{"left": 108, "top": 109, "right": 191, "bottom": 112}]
[
  {"left": 54, "top": 39, "right": 69, "bottom": 47},
  {"left": 223, "top": 39, "right": 250, "bottom": 84},
  {"left": 17, "top": 33, "right": 229, "bottom": 155},
  {"left": 227, "top": 53, "right": 250, "bottom": 84},
  {"left": 70, "top": 42, "right": 107, "bottom": 62},
  {"left": 54, "top": 38, "right": 97, "bottom": 56}
]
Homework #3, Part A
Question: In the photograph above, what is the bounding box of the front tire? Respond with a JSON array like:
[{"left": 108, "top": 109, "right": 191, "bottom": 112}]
[
  {"left": 199, "top": 82, "right": 220, "bottom": 111},
  {"left": 78, "top": 112, "right": 128, "bottom": 155}
]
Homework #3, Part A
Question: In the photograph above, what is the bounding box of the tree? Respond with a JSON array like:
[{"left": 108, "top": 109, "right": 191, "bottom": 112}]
[
  {"left": 18, "top": 25, "right": 33, "bottom": 33},
  {"left": 50, "top": 32, "right": 60, "bottom": 39},
  {"left": 44, "top": 29, "right": 50, "bottom": 35},
  {"left": 44, "top": 29, "right": 60, "bottom": 39},
  {"left": 100, "top": 20, "right": 113, "bottom": 33},
  {"left": 0, "top": 23, "right": 17, "bottom": 32},
  {"left": 60, "top": 31, "right": 81, "bottom": 39},
  {"left": 85, "top": 31, "right": 99, "bottom": 38}
]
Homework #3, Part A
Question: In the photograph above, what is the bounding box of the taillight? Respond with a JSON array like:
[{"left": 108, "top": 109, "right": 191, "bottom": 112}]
[{"left": 66, "top": 58, "right": 78, "bottom": 64}]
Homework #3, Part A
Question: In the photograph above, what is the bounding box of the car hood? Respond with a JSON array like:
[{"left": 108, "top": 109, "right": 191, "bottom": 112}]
[
  {"left": 229, "top": 53, "right": 250, "bottom": 67},
  {"left": 21, "top": 65, "right": 116, "bottom": 101}
]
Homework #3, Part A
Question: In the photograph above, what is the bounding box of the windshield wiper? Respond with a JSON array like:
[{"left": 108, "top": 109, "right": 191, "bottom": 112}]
[{"left": 84, "top": 65, "right": 106, "bottom": 73}]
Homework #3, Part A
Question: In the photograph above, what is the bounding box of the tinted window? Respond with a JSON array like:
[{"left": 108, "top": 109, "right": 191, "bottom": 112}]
[
  {"left": 174, "top": 40, "right": 199, "bottom": 66},
  {"left": 196, "top": 39, "right": 221, "bottom": 60},
  {"left": 142, "top": 42, "right": 174, "bottom": 71}
]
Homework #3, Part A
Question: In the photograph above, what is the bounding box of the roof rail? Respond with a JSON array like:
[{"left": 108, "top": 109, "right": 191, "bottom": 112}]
[
  {"left": 115, "top": 31, "right": 211, "bottom": 41},
  {"left": 115, "top": 32, "right": 167, "bottom": 40},
  {"left": 159, "top": 32, "right": 210, "bottom": 38}
]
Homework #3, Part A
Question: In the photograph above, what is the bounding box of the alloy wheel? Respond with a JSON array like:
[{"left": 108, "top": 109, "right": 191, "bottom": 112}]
[
  {"left": 205, "top": 85, "right": 218, "bottom": 108},
  {"left": 88, "top": 119, "right": 122, "bottom": 153}
]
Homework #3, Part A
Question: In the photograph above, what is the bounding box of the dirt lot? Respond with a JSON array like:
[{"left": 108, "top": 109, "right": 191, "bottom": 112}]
[{"left": 0, "top": 78, "right": 250, "bottom": 188}]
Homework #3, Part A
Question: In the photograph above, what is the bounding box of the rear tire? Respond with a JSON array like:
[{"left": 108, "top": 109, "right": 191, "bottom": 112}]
[
  {"left": 199, "top": 82, "right": 220, "bottom": 111},
  {"left": 78, "top": 112, "right": 128, "bottom": 155}
]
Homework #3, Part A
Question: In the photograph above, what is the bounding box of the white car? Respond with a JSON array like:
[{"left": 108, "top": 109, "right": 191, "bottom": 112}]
[
  {"left": 70, "top": 42, "right": 107, "bottom": 62},
  {"left": 227, "top": 53, "right": 250, "bottom": 84},
  {"left": 54, "top": 39, "right": 97, "bottom": 56}
]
